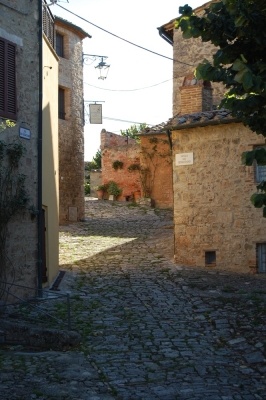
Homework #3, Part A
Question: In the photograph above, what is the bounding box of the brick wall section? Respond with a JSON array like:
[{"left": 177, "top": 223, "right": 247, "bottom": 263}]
[
  {"left": 139, "top": 134, "right": 173, "bottom": 209},
  {"left": 172, "top": 122, "right": 266, "bottom": 273},
  {"left": 56, "top": 20, "right": 86, "bottom": 223},
  {"left": 101, "top": 130, "right": 141, "bottom": 199},
  {"left": 101, "top": 130, "right": 173, "bottom": 208}
]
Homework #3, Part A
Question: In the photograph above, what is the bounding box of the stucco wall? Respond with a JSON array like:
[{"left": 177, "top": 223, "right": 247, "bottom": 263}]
[
  {"left": 42, "top": 35, "right": 59, "bottom": 285},
  {"left": 172, "top": 123, "right": 266, "bottom": 272},
  {"left": 56, "top": 21, "right": 85, "bottom": 223},
  {"left": 90, "top": 170, "right": 102, "bottom": 198}
]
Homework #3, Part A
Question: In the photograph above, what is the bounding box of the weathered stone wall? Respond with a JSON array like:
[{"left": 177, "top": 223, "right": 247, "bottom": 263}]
[
  {"left": 172, "top": 3, "right": 225, "bottom": 116},
  {"left": 140, "top": 134, "right": 173, "bottom": 209},
  {"left": 172, "top": 122, "right": 266, "bottom": 273},
  {"left": 0, "top": 0, "right": 40, "bottom": 296},
  {"left": 101, "top": 130, "right": 141, "bottom": 200},
  {"left": 90, "top": 170, "right": 102, "bottom": 198},
  {"left": 56, "top": 21, "right": 85, "bottom": 223}
]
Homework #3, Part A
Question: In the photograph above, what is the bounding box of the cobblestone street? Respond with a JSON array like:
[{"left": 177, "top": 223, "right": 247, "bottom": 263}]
[{"left": 1, "top": 198, "right": 266, "bottom": 399}]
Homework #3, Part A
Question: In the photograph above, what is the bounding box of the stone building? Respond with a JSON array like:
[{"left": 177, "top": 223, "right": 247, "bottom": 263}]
[
  {"left": 149, "top": 0, "right": 266, "bottom": 273},
  {"left": 158, "top": 0, "right": 224, "bottom": 116},
  {"left": 0, "top": 0, "right": 59, "bottom": 300},
  {"left": 54, "top": 16, "right": 90, "bottom": 224}
]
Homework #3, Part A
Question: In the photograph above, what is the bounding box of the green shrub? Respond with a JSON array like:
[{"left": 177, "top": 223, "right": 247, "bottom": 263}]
[{"left": 84, "top": 183, "right": 90, "bottom": 195}]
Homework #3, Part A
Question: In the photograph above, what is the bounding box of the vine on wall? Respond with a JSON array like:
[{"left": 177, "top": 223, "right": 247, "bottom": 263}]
[
  {"left": 128, "top": 137, "right": 171, "bottom": 198},
  {"left": 0, "top": 140, "right": 29, "bottom": 301}
]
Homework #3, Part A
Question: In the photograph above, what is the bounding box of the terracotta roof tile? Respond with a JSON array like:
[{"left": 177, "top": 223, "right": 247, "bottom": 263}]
[{"left": 140, "top": 109, "right": 239, "bottom": 135}]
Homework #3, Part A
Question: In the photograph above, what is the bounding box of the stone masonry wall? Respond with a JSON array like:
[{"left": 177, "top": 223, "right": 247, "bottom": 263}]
[
  {"left": 56, "top": 22, "right": 85, "bottom": 223},
  {"left": 172, "top": 123, "right": 266, "bottom": 273},
  {"left": 172, "top": 4, "right": 225, "bottom": 116},
  {"left": 0, "top": 0, "right": 40, "bottom": 296}
]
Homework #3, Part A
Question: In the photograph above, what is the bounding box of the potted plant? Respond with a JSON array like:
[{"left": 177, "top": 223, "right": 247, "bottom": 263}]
[
  {"left": 96, "top": 183, "right": 108, "bottom": 200},
  {"left": 107, "top": 180, "right": 122, "bottom": 200}
]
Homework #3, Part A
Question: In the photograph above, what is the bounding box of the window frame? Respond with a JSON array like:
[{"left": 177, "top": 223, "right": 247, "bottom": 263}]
[
  {"left": 56, "top": 32, "right": 64, "bottom": 58},
  {"left": 257, "top": 243, "right": 266, "bottom": 273},
  {"left": 58, "top": 87, "right": 66, "bottom": 120},
  {"left": 0, "top": 37, "right": 17, "bottom": 120},
  {"left": 254, "top": 146, "right": 266, "bottom": 182}
]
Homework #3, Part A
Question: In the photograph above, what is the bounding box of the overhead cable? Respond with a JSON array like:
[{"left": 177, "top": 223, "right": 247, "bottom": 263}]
[
  {"left": 84, "top": 78, "right": 172, "bottom": 92},
  {"left": 56, "top": 4, "right": 195, "bottom": 67}
]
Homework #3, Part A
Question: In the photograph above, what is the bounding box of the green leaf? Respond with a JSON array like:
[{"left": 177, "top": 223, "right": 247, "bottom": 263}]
[
  {"left": 232, "top": 59, "right": 246, "bottom": 72},
  {"left": 250, "top": 193, "right": 266, "bottom": 208},
  {"left": 254, "top": 147, "right": 266, "bottom": 165},
  {"left": 242, "top": 150, "right": 255, "bottom": 166}
]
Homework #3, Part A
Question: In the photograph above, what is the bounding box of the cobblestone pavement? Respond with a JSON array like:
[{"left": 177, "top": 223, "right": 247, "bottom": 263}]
[{"left": 1, "top": 198, "right": 266, "bottom": 400}]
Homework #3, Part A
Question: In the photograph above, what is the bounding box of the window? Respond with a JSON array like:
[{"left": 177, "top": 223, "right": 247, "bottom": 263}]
[
  {"left": 205, "top": 251, "right": 216, "bottom": 266},
  {"left": 257, "top": 243, "right": 266, "bottom": 273},
  {"left": 0, "top": 37, "right": 17, "bottom": 120},
  {"left": 255, "top": 163, "right": 266, "bottom": 182},
  {"left": 58, "top": 87, "right": 65, "bottom": 119},
  {"left": 56, "top": 32, "right": 64, "bottom": 57},
  {"left": 254, "top": 147, "right": 266, "bottom": 182}
]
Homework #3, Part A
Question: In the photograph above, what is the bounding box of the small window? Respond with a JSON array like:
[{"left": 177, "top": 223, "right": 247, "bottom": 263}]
[
  {"left": 255, "top": 163, "right": 266, "bottom": 182},
  {"left": 0, "top": 37, "right": 17, "bottom": 120},
  {"left": 58, "top": 87, "right": 65, "bottom": 119},
  {"left": 254, "top": 147, "right": 266, "bottom": 182},
  {"left": 56, "top": 32, "right": 64, "bottom": 57},
  {"left": 257, "top": 243, "right": 266, "bottom": 273},
  {"left": 205, "top": 251, "right": 216, "bottom": 266}
]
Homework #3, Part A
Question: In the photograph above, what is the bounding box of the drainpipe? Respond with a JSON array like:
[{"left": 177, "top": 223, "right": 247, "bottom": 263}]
[{"left": 37, "top": 0, "right": 43, "bottom": 298}]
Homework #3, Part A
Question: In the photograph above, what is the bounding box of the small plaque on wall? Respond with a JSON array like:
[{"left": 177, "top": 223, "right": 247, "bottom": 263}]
[
  {"left": 19, "top": 127, "right": 31, "bottom": 140},
  {"left": 175, "top": 152, "right": 193, "bottom": 166}
]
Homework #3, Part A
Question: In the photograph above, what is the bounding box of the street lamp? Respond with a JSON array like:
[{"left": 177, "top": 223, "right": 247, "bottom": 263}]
[{"left": 83, "top": 54, "right": 110, "bottom": 80}]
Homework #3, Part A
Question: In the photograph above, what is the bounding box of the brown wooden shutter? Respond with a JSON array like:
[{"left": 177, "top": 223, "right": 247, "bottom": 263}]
[
  {"left": 0, "top": 40, "right": 5, "bottom": 114},
  {"left": 0, "top": 38, "right": 17, "bottom": 120}
]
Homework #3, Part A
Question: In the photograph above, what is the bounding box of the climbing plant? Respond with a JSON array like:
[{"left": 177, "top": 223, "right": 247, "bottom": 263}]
[
  {"left": 128, "top": 137, "right": 171, "bottom": 198},
  {"left": 0, "top": 140, "right": 29, "bottom": 300}
]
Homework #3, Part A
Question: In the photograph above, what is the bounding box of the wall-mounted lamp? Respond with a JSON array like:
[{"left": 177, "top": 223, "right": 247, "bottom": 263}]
[{"left": 83, "top": 54, "right": 110, "bottom": 80}]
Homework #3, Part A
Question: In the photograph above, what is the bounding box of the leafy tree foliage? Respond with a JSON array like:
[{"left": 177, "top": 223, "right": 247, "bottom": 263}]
[
  {"left": 120, "top": 123, "right": 148, "bottom": 141},
  {"left": 176, "top": 0, "right": 266, "bottom": 216}
]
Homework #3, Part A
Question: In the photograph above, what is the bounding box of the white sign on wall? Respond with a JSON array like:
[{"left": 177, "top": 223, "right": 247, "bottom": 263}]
[
  {"left": 89, "top": 104, "right": 102, "bottom": 124},
  {"left": 175, "top": 152, "right": 194, "bottom": 166},
  {"left": 19, "top": 127, "right": 31, "bottom": 140}
]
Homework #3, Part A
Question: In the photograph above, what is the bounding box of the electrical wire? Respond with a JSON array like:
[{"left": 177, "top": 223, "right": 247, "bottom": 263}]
[
  {"left": 84, "top": 107, "right": 153, "bottom": 126},
  {"left": 84, "top": 78, "right": 172, "bottom": 92},
  {"left": 56, "top": 4, "right": 195, "bottom": 67}
]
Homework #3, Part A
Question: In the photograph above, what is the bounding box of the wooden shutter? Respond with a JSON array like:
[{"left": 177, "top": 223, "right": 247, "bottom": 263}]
[{"left": 0, "top": 38, "right": 17, "bottom": 120}]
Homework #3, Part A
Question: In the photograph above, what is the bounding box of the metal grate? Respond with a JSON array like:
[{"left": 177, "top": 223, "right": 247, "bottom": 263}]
[
  {"left": 205, "top": 251, "right": 216, "bottom": 266},
  {"left": 42, "top": 1, "right": 55, "bottom": 49}
]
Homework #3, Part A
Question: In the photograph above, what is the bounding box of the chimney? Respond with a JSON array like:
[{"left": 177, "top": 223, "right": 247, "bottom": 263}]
[{"left": 180, "top": 74, "right": 213, "bottom": 114}]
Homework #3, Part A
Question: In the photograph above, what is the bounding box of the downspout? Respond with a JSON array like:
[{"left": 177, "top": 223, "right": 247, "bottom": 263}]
[{"left": 37, "top": 0, "right": 43, "bottom": 298}]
